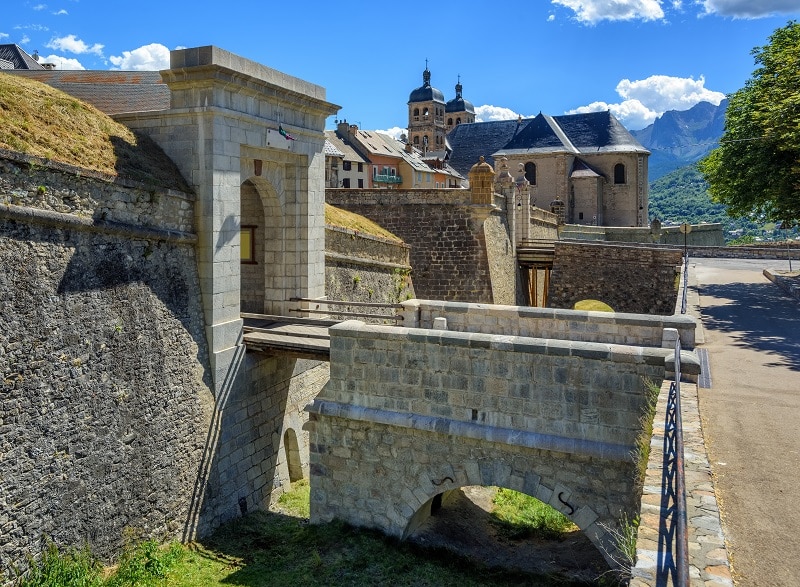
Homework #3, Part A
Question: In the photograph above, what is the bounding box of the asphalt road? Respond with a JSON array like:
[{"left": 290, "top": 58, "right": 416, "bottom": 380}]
[{"left": 691, "top": 257, "right": 800, "bottom": 587}]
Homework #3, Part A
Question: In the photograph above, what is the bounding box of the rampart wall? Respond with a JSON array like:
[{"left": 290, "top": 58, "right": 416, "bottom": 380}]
[
  {"left": 0, "top": 153, "right": 212, "bottom": 573},
  {"left": 326, "top": 189, "right": 519, "bottom": 305},
  {"left": 548, "top": 241, "right": 682, "bottom": 315}
]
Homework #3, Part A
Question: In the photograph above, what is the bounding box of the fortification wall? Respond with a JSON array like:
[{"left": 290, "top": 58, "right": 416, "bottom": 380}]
[
  {"left": 323, "top": 226, "right": 414, "bottom": 320},
  {"left": 548, "top": 241, "right": 682, "bottom": 315},
  {"left": 326, "top": 189, "right": 518, "bottom": 305},
  {"left": 558, "top": 223, "right": 725, "bottom": 247},
  {"left": 0, "top": 154, "right": 213, "bottom": 573}
]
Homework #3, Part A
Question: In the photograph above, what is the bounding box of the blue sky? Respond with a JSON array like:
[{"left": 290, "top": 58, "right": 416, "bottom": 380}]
[{"left": 3, "top": 0, "right": 800, "bottom": 133}]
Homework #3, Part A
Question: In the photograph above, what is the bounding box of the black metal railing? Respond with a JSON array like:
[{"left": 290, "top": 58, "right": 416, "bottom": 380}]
[
  {"left": 289, "top": 297, "right": 404, "bottom": 323},
  {"left": 668, "top": 339, "right": 690, "bottom": 586}
]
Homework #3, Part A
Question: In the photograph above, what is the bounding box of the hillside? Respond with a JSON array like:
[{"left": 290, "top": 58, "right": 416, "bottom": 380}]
[
  {"left": 632, "top": 100, "right": 727, "bottom": 180},
  {"left": 0, "top": 73, "right": 190, "bottom": 192}
]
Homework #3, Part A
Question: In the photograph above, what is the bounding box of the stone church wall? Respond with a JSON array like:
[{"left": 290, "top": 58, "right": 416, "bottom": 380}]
[
  {"left": 326, "top": 189, "right": 517, "bottom": 304},
  {"left": 548, "top": 241, "right": 682, "bottom": 315}
]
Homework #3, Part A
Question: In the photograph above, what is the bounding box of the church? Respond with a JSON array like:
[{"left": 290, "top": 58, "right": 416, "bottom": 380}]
[{"left": 408, "top": 66, "right": 650, "bottom": 227}]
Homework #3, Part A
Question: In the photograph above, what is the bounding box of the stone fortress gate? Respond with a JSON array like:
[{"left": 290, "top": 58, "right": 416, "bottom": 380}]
[{"left": 117, "top": 47, "right": 340, "bottom": 531}]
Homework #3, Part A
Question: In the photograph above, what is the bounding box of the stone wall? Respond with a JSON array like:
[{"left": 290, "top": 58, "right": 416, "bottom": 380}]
[
  {"left": 307, "top": 319, "right": 672, "bottom": 568},
  {"left": 559, "top": 223, "right": 725, "bottom": 247},
  {"left": 324, "top": 226, "right": 414, "bottom": 321},
  {"left": 400, "top": 299, "right": 697, "bottom": 350},
  {"left": 0, "top": 155, "right": 213, "bottom": 574},
  {"left": 326, "top": 189, "right": 518, "bottom": 304},
  {"left": 548, "top": 241, "right": 682, "bottom": 315}
]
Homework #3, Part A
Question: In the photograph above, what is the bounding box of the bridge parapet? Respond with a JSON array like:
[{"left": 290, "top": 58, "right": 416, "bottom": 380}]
[{"left": 400, "top": 299, "right": 697, "bottom": 350}]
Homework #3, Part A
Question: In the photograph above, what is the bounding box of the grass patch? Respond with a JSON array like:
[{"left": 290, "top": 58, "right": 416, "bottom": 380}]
[
  {"left": 325, "top": 203, "right": 403, "bottom": 242},
  {"left": 276, "top": 478, "right": 310, "bottom": 518},
  {"left": 491, "top": 488, "right": 578, "bottom": 540},
  {"left": 0, "top": 74, "right": 189, "bottom": 191},
  {"left": 573, "top": 299, "right": 614, "bottom": 312}
]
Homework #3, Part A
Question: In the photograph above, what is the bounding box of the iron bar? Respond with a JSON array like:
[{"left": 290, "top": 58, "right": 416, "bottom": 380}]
[
  {"left": 290, "top": 297, "right": 404, "bottom": 310},
  {"left": 672, "top": 340, "right": 690, "bottom": 586}
]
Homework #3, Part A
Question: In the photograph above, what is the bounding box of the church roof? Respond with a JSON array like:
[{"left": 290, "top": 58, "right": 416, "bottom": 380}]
[
  {"left": 408, "top": 68, "right": 445, "bottom": 104},
  {"left": 0, "top": 44, "right": 45, "bottom": 70},
  {"left": 446, "top": 118, "right": 532, "bottom": 176},
  {"left": 445, "top": 82, "right": 474, "bottom": 114}
]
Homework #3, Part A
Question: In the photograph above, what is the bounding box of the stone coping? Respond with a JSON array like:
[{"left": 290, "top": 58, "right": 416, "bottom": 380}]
[
  {"left": 632, "top": 381, "right": 732, "bottom": 587},
  {"left": 763, "top": 268, "right": 800, "bottom": 303},
  {"left": 306, "top": 399, "right": 632, "bottom": 461},
  {"left": 330, "top": 319, "right": 683, "bottom": 368}
]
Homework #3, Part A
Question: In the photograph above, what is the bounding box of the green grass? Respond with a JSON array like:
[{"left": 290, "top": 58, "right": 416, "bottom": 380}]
[
  {"left": 490, "top": 488, "right": 578, "bottom": 540},
  {"left": 15, "top": 482, "right": 598, "bottom": 587}
]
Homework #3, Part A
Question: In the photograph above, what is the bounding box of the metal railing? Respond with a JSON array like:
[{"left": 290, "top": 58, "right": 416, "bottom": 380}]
[
  {"left": 289, "top": 297, "right": 404, "bottom": 323},
  {"left": 374, "top": 174, "right": 402, "bottom": 184},
  {"left": 667, "top": 339, "right": 690, "bottom": 586}
]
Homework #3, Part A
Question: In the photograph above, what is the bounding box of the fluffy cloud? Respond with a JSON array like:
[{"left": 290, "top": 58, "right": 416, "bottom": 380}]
[
  {"left": 0, "top": 33, "right": 8, "bottom": 40},
  {"left": 53, "top": 9, "right": 68, "bottom": 15},
  {"left": 39, "top": 54, "right": 85, "bottom": 70},
  {"left": 568, "top": 74, "right": 725, "bottom": 128},
  {"left": 375, "top": 126, "right": 406, "bottom": 140},
  {"left": 475, "top": 105, "right": 534, "bottom": 122},
  {"left": 109, "top": 43, "right": 170, "bottom": 71},
  {"left": 699, "top": 0, "right": 800, "bottom": 17},
  {"left": 46, "top": 34, "right": 104, "bottom": 56},
  {"left": 552, "top": 0, "right": 665, "bottom": 23},
  {"left": 33, "top": 4, "right": 46, "bottom": 10}
]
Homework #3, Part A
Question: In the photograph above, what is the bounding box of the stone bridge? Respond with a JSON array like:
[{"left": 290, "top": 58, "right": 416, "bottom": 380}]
[{"left": 305, "top": 301, "right": 698, "bottom": 568}]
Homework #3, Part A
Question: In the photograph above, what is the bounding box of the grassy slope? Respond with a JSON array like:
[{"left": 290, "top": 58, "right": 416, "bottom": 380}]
[
  {"left": 0, "top": 73, "right": 189, "bottom": 192},
  {"left": 325, "top": 202, "right": 403, "bottom": 242}
]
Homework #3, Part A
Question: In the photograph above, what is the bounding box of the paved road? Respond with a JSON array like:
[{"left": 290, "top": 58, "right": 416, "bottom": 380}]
[{"left": 691, "top": 258, "right": 800, "bottom": 587}]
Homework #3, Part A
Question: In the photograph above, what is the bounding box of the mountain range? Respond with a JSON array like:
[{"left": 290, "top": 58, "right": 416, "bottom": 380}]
[{"left": 631, "top": 99, "right": 728, "bottom": 181}]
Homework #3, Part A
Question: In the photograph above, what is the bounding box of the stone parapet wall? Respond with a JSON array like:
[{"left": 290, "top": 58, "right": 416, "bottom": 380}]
[
  {"left": 559, "top": 223, "right": 725, "bottom": 247},
  {"left": 325, "top": 226, "right": 410, "bottom": 267},
  {"left": 326, "top": 190, "right": 517, "bottom": 304},
  {"left": 548, "top": 241, "right": 682, "bottom": 315},
  {"left": 689, "top": 244, "right": 799, "bottom": 260},
  {"left": 0, "top": 150, "right": 195, "bottom": 235},
  {"left": 400, "top": 300, "right": 697, "bottom": 350}
]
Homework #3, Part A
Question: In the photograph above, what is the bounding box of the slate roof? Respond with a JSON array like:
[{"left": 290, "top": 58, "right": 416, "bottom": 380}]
[
  {"left": 0, "top": 44, "right": 45, "bottom": 70},
  {"left": 5, "top": 70, "right": 170, "bottom": 115},
  {"left": 448, "top": 111, "right": 649, "bottom": 178},
  {"left": 446, "top": 118, "right": 531, "bottom": 177}
]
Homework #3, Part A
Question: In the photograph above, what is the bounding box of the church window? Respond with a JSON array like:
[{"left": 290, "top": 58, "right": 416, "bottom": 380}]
[
  {"left": 448, "top": 118, "right": 453, "bottom": 126},
  {"left": 614, "top": 163, "right": 626, "bottom": 184},
  {"left": 525, "top": 161, "right": 536, "bottom": 185},
  {"left": 423, "top": 107, "right": 429, "bottom": 117},
  {"left": 413, "top": 108, "right": 419, "bottom": 116},
  {"left": 414, "top": 136, "right": 419, "bottom": 145},
  {"left": 456, "top": 117, "right": 461, "bottom": 125}
]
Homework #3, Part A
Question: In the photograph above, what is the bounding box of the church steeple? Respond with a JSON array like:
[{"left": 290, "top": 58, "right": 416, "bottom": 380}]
[
  {"left": 407, "top": 62, "right": 446, "bottom": 154},
  {"left": 445, "top": 75, "right": 475, "bottom": 133}
]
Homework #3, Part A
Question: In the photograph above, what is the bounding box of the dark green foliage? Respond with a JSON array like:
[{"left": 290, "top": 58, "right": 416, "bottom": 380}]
[{"left": 700, "top": 21, "right": 800, "bottom": 225}]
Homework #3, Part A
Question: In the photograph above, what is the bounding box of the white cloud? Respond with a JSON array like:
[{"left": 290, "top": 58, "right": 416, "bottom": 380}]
[
  {"left": 46, "top": 34, "right": 104, "bottom": 56},
  {"left": 567, "top": 74, "right": 726, "bottom": 129},
  {"left": 698, "top": 0, "right": 800, "bottom": 17},
  {"left": 20, "top": 35, "right": 30, "bottom": 45},
  {"left": 475, "top": 105, "right": 534, "bottom": 122},
  {"left": 53, "top": 9, "right": 68, "bottom": 15},
  {"left": 33, "top": 4, "right": 46, "bottom": 10},
  {"left": 552, "top": 0, "right": 665, "bottom": 23},
  {"left": 109, "top": 43, "right": 170, "bottom": 70},
  {"left": 375, "top": 126, "right": 405, "bottom": 140},
  {"left": 39, "top": 54, "right": 85, "bottom": 70},
  {"left": 0, "top": 33, "right": 8, "bottom": 40}
]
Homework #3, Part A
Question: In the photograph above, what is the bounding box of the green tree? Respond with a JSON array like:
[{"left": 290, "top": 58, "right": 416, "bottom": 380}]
[{"left": 700, "top": 21, "right": 800, "bottom": 225}]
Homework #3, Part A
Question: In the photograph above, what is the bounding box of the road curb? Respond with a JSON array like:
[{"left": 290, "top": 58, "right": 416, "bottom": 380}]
[{"left": 763, "top": 269, "right": 800, "bottom": 303}]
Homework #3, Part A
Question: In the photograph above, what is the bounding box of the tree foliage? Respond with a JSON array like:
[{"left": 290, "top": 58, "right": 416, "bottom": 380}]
[{"left": 700, "top": 21, "right": 800, "bottom": 225}]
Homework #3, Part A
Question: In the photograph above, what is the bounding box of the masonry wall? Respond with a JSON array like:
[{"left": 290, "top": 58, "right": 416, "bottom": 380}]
[
  {"left": 548, "top": 241, "right": 682, "bottom": 315},
  {"left": 324, "top": 226, "right": 414, "bottom": 321},
  {"left": 326, "top": 189, "right": 518, "bottom": 304},
  {"left": 307, "top": 320, "right": 670, "bottom": 567},
  {"left": 0, "top": 154, "right": 213, "bottom": 574}
]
